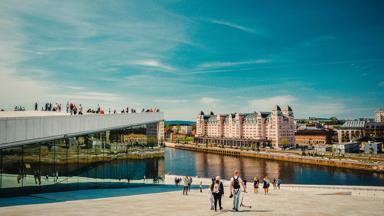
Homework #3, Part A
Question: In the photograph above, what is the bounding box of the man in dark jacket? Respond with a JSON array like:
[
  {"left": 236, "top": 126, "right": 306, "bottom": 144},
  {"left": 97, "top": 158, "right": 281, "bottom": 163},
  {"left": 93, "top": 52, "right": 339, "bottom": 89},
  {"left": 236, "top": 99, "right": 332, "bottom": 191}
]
[{"left": 216, "top": 176, "right": 224, "bottom": 210}]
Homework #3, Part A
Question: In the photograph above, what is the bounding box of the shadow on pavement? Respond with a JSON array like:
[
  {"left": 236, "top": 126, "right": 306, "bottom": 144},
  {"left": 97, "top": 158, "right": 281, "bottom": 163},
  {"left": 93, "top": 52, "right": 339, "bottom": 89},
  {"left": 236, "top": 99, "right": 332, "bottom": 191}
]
[{"left": 0, "top": 184, "right": 206, "bottom": 208}]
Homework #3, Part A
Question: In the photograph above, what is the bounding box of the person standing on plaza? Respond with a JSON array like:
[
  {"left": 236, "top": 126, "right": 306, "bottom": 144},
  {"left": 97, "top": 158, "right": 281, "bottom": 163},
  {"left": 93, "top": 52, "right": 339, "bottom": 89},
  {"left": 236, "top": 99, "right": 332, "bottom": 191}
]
[
  {"left": 272, "top": 178, "right": 277, "bottom": 189},
  {"left": 34, "top": 102, "right": 38, "bottom": 111},
  {"left": 243, "top": 177, "right": 248, "bottom": 192},
  {"left": 183, "top": 176, "right": 189, "bottom": 195},
  {"left": 188, "top": 176, "right": 193, "bottom": 192},
  {"left": 209, "top": 178, "right": 215, "bottom": 210},
  {"left": 263, "top": 176, "right": 270, "bottom": 195},
  {"left": 229, "top": 170, "right": 244, "bottom": 212},
  {"left": 79, "top": 104, "right": 83, "bottom": 115},
  {"left": 215, "top": 176, "right": 224, "bottom": 210},
  {"left": 253, "top": 176, "right": 259, "bottom": 193},
  {"left": 277, "top": 177, "right": 282, "bottom": 189},
  {"left": 211, "top": 179, "right": 221, "bottom": 211}
]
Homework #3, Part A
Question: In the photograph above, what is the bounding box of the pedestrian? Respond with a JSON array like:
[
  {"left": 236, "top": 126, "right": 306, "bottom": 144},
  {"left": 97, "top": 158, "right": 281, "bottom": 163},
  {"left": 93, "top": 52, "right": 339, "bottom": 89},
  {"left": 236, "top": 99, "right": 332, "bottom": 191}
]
[
  {"left": 175, "top": 176, "right": 179, "bottom": 186},
  {"left": 183, "top": 176, "right": 189, "bottom": 195},
  {"left": 70, "top": 103, "right": 74, "bottom": 115},
  {"left": 188, "top": 176, "right": 193, "bottom": 192},
  {"left": 253, "top": 176, "right": 259, "bottom": 193},
  {"left": 200, "top": 180, "right": 203, "bottom": 192},
  {"left": 229, "top": 170, "right": 244, "bottom": 212},
  {"left": 216, "top": 176, "right": 224, "bottom": 211},
  {"left": 277, "top": 177, "right": 282, "bottom": 189},
  {"left": 212, "top": 179, "right": 221, "bottom": 211},
  {"left": 272, "top": 178, "right": 277, "bottom": 189},
  {"left": 263, "top": 176, "right": 270, "bottom": 195},
  {"left": 79, "top": 104, "right": 83, "bottom": 115},
  {"left": 243, "top": 177, "right": 248, "bottom": 192},
  {"left": 34, "top": 102, "right": 38, "bottom": 111},
  {"left": 34, "top": 171, "right": 39, "bottom": 184},
  {"left": 209, "top": 178, "right": 215, "bottom": 210}
]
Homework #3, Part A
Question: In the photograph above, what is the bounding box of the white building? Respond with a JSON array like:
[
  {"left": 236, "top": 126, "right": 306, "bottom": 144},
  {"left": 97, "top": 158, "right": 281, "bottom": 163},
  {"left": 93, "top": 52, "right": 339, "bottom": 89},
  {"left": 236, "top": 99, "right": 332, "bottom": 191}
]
[
  {"left": 376, "top": 109, "right": 384, "bottom": 123},
  {"left": 332, "top": 142, "right": 360, "bottom": 154}
]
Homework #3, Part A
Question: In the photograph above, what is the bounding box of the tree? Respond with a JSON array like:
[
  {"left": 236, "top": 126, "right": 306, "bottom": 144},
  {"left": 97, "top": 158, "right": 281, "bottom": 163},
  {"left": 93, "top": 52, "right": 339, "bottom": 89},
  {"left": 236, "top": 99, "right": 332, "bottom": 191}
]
[
  {"left": 280, "top": 138, "right": 289, "bottom": 145},
  {"left": 330, "top": 117, "right": 338, "bottom": 124}
]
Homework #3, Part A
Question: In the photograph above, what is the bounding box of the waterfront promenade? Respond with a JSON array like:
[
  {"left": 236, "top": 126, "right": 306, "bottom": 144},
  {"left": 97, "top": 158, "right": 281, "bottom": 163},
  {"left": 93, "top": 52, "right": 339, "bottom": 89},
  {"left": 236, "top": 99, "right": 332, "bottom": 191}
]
[{"left": 0, "top": 175, "right": 383, "bottom": 216}]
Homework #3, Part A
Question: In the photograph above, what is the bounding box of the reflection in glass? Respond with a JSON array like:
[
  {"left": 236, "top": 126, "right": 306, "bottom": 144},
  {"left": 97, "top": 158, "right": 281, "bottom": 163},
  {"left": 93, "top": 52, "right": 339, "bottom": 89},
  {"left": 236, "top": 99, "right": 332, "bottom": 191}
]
[
  {"left": 0, "top": 123, "right": 164, "bottom": 197},
  {"left": 1, "top": 146, "right": 23, "bottom": 189},
  {"left": 22, "top": 143, "right": 41, "bottom": 191}
]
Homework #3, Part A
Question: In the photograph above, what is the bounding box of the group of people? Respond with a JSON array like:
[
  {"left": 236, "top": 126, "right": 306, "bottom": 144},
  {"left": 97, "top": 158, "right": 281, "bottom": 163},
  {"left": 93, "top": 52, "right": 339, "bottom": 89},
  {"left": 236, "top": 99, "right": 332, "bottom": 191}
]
[
  {"left": 179, "top": 171, "right": 283, "bottom": 212},
  {"left": 253, "top": 176, "right": 282, "bottom": 194},
  {"left": 66, "top": 102, "right": 84, "bottom": 115},
  {"left": 35, "top": 102, "right": 62, "bottom": 112},
  {"left": 174, "top": 176, "right": 182, "bottom": 186},
  {"left": 209, "top": 176, "right": 225, "bottom": 211},
  {"left": 14, "top": 106, "right": 26, "bottom": 111},
  {"left": 2, "top": 102, "right": 162, "bottom": 115},
  {"left": 181, "top": 176, "right": 193, "bottom": 195}
]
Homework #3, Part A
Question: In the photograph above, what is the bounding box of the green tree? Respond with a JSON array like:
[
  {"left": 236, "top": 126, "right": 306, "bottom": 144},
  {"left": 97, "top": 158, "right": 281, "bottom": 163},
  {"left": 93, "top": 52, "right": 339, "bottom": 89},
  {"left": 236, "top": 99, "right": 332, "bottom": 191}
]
[{"left": 280, "top": 138, "right": 288, "bottom": 145}]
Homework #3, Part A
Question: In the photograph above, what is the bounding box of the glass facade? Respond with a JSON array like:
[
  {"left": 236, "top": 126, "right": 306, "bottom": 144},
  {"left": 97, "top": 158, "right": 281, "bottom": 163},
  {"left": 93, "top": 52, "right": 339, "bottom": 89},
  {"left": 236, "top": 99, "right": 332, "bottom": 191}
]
[{"left": 0, "top": 123, "right": 164, "bottom": 197}]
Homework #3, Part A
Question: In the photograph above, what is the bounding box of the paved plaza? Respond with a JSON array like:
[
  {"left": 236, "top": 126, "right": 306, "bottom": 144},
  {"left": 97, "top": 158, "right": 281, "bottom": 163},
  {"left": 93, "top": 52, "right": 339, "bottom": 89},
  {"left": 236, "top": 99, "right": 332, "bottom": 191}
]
[{"left": 0, "top": 175, "right": 383, "bottom": 216}]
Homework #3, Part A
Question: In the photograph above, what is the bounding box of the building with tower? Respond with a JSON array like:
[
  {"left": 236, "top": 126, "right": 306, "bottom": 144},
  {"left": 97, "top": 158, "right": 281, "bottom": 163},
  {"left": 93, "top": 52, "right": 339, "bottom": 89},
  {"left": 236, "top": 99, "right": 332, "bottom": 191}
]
[{"left": 195, "top": 105, "right": 295, "bottom": 148}]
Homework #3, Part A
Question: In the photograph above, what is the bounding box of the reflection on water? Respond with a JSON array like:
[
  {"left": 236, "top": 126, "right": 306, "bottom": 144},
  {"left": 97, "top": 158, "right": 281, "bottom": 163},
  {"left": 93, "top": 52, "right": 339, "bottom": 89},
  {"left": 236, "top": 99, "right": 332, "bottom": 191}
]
[{"left": 164, "top": 148, "right": 384, "bottom": 186}]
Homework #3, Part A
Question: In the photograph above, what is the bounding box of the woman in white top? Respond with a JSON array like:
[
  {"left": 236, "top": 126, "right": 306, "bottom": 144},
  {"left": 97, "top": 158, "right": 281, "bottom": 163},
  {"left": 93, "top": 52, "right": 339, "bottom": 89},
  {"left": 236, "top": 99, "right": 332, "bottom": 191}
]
[{"left": 212, "top": 179, "right": 221, "bottom": 211}]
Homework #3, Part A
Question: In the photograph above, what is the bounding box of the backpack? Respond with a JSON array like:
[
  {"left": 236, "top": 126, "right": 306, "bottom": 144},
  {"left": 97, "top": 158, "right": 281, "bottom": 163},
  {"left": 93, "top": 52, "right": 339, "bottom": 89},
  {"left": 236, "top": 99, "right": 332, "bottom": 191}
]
[{"left": 233, "top": 176, "right": 240, "bottom": 189}]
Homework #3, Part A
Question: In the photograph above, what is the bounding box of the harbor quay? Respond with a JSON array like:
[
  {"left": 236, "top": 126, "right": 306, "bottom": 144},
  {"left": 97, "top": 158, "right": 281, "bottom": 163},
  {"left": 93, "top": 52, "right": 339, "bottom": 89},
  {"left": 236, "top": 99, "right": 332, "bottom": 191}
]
[{"left": 0, "top": 175, "right": 383, "bottom": 216}]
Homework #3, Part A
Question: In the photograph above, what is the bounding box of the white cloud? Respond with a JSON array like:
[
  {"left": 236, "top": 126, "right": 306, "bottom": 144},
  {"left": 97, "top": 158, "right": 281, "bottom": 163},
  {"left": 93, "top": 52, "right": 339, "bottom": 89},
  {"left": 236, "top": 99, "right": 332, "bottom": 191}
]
[
  {"left": 207, "top": 19, "right": 258, "bottom": 34},
  {"left": 248, "top": 95, "right": 298, "bottom": 111},
  {"left": 128, "top": 59, "right": 176, "bottom": 72},
  {"left": 0, "top": 71, "right": 52, "bottom": 110},
  {"left": 155, "top": 99, "right": 189, "bottom": 103},
  {"left": 298, "top": 102, "right": 345, "bottom": 117},
  {"left": 248, "top": 95, "right": 346, "bottom": 117},
  {"left": 200, "top": 97, "right": 221, "bottom": 105},
  {"left": 67, "top": 86, "right": 85, "bottom": 90},
  {"left": 52, "top": 92, "right": 123, "bottom": 102},
  {"left": 198, "top": 59, "right": 269, "bottom": 69},
  {"left": 0, "top": 0, "right": 191, "bottom": 110}
]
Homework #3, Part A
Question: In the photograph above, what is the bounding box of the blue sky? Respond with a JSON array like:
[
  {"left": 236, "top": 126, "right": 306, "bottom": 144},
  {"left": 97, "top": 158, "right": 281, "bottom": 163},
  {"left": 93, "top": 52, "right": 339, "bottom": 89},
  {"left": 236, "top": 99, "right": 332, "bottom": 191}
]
[{"left": 0, "top": 0, "right": 383, "bottom": 120}]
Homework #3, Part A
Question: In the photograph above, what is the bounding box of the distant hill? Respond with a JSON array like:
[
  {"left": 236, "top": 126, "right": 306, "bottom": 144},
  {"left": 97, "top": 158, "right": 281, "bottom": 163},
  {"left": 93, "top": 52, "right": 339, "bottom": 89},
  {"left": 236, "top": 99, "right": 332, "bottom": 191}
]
[{"left": 165, "top": 120, "right": 195, "bottom": 125}]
